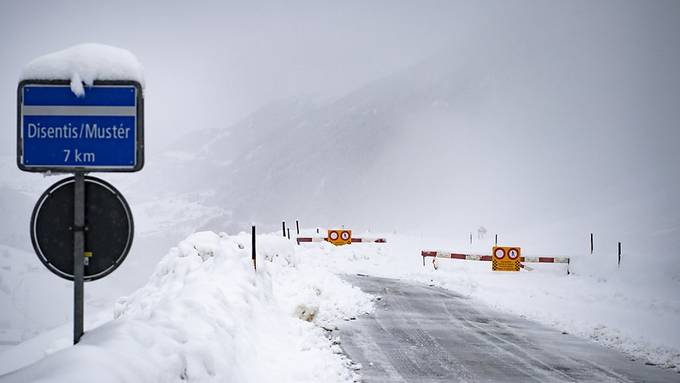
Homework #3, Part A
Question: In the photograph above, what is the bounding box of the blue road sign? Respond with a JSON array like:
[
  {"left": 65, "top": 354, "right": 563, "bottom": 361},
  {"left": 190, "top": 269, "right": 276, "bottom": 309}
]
[{"left": 17, "top": 80, "right": 144, "bottom": 172}]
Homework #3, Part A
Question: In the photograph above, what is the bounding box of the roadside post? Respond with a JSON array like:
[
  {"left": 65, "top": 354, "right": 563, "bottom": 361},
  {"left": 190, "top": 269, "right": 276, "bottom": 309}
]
[
  {"left": 18, "top": 79, "right": 143, "bottom": 344},
  {"left": 252, "top": 226, "right": 256, "bottom": 270}
]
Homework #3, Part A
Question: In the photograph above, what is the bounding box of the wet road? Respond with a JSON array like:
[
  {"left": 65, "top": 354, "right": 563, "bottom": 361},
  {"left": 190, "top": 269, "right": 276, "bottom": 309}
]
[{"left": 339, "top": 275, "right": 678, "bottom": 383}]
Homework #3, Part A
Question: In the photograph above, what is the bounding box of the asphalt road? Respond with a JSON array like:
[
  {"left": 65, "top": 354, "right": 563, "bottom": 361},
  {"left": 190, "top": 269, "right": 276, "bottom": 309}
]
[{"left": 338, "top": 275, "right": 678, "bottom": 383}]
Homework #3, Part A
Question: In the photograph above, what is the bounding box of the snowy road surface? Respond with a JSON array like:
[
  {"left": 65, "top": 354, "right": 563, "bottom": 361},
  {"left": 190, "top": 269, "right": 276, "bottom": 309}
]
[{"left": 338, "top": 275, "right": 678, "bottom": 383}]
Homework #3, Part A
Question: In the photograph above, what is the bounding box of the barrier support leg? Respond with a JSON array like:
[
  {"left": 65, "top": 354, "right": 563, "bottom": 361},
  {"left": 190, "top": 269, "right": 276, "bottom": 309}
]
[{"left": 567, "top": 259, "right": 571, "bottom": 275}]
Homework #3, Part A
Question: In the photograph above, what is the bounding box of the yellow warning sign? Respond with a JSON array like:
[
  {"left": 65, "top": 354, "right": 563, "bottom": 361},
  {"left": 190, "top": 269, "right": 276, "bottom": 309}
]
[
  {"left": 492, "top": 246, "right": 521, "bottom": 271},
  {"left": 328, "top": 229, "right": 352, "bottom": 246}
]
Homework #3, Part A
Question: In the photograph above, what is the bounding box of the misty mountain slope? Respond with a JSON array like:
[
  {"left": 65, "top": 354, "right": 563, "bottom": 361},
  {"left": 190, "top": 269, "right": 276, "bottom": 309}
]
[
  {"left": 148, "top": 38, "right": 680, "bottom": 260},
  {"left": 149, "top": 58, "right": 480, "bottom": 229}
]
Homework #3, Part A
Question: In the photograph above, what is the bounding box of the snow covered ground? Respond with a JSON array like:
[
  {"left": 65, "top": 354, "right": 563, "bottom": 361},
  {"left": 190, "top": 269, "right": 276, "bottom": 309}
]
[
  {"left": 0, "top": 231, "right": 373, "bottom": 382},
  {"left": 298, "top": 233, "right": 680, "bottom": 373},
  {"left": 1, "top": 229, "right": 678, "bottom": 381}
]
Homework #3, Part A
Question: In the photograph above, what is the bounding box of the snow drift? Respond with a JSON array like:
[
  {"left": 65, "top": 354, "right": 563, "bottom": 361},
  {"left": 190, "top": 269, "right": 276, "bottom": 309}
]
[{"left": 0, "top": 232, "right": 372, "bottom": 382}]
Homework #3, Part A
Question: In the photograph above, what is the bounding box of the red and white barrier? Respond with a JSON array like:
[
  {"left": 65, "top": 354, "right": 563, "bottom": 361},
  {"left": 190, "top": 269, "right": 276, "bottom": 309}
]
[
  {"left": 350, "top": 237, "right": 387, "bottom": 243},
  {"left": 421, "top": 250, "right": 570, "bottom": 267},
  {"left": 519, "top": 256, "right": 570, "bottom": 264},
  {"left": 421, "top": 251, "right": 491, "bottom": 262},
  {"left": 296, "top": 237, "right": 326, "bottom": 244},
  {"left": 297, "top": 237, "right": 387, "bottom": 245}
]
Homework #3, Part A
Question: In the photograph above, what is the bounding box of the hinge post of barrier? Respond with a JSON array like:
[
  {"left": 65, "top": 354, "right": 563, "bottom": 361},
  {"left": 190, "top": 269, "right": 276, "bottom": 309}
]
[{"left": 567, "top": 258, "right": 570, "bottom": 275}]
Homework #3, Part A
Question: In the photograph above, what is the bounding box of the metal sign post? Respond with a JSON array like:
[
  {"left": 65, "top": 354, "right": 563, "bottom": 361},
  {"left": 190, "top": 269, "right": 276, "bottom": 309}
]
[{"left": 73, "top": 172, "right": 85, "bottom": 343}]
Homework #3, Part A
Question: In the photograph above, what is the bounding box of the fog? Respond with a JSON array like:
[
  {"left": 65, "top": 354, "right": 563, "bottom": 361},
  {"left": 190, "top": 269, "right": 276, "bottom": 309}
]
[
  {"left": 1, "top": 0, "right": 680, "bottom": 259},
  {"left": 0, "top": 0, "right": 465, "bottom": 150}
]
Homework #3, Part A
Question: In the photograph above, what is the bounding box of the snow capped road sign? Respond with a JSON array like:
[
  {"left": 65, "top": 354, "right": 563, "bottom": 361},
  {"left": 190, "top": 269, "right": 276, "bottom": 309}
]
[
  {"left": 492, "top": 246, "right": 521, "bottom": 271},
  {"left": 328, "top": 229, "right": 352, "bottom": 246},
  {"left": 17, "top": 80, "right": 144, "bottom": 172}
]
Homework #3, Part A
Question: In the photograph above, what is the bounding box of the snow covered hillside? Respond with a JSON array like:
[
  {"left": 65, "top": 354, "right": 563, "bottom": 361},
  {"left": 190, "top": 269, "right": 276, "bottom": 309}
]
[{"left": 143, "top": 42, "right": 680, "bottom": 261}]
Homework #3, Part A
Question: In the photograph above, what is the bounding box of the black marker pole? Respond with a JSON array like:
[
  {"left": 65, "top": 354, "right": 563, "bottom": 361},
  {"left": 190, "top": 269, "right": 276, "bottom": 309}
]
[{"left": 252, "top": 225, "right": 256, "bottom": 270}]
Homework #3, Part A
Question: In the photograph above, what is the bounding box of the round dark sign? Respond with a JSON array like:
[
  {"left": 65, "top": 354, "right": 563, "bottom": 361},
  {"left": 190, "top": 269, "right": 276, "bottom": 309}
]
[{"left": 30, "top": 176, "right": 134, "bottom": 281}]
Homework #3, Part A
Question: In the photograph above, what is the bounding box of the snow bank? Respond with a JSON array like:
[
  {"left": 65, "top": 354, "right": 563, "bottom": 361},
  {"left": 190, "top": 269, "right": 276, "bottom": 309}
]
[
  {"left": 0, "top": 232, "right": 372, "bottom": 382},
  {"left": 427, "top": 258, "right": 680, "bottom": 371},
  {"left": 230, "top": 233, "right": 373, "bottom": 327},
  {"left": 0, "top": 245, "right": 71, "bottom": 346},
  {"left": 21, "top": 43, "right": 144, "bottom": 96}
]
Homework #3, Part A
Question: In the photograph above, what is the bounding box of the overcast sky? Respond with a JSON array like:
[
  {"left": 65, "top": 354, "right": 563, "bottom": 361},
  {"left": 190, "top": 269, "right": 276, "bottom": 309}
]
[
  {"left": 0, "top": 0, "right": 477, "bottom": 151},
  {"left": 2, "top": 1, "right": 678, "bottom": 149}
]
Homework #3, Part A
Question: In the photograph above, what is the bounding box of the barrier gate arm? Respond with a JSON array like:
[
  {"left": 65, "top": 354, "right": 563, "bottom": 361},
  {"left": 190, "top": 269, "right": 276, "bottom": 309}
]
[
  {"left": 421, "top": 250, "right": 571, "bottom": 274},
  {"left": 297, "top": 237, "right": 387, "bottom": 245}
]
